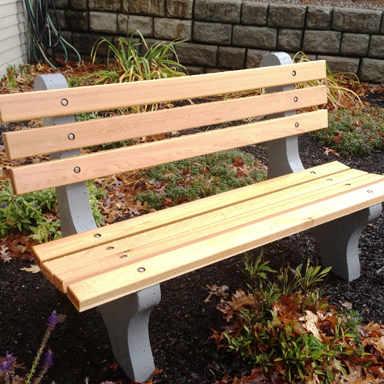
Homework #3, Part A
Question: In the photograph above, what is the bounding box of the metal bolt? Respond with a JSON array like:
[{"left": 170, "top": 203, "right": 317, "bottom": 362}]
[
  {"left": 292, "top": 70, "right": 296, "bottom": 76},
  {"left": 137, "top": 267, "right": 146, "bottom": 273},
  {"left": 367, "top": 190, "right": 373, "bottom": 194},
  {"left": 295, "top": 122, "right": 299, "bottom": 128},
  {"left": 310, "top": 171, "right": 316, "bottom": 174},
  {"left": 107, "top": 246, "right": 114, "bottom": 250},
  {"left": 68, "top": 133, "right": 75, "bottom": 140},
  {"left": 73, "top": 166, "right": 81, "bottom": 173},
  {"left": 293, "top": 96, "right": 298, "bottom": 102},
  {"left": 120, "top": 255, "right": 128, "bottom": 259},
  {"left": 94, "top": 234, "right": 101, "bottom": 238},
  {"left": 61, "top": 98, "right": 68, "bottom": 106}
]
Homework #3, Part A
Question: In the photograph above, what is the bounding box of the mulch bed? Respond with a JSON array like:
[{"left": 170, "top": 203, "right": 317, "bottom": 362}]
[{"left": 1, "top": 92, "right": 384, "bottom": 384}]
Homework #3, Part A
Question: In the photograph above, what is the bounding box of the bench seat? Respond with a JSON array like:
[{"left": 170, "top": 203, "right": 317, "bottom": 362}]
[{"left": 32, "top": 161, "right": 384, "bottom": 312}]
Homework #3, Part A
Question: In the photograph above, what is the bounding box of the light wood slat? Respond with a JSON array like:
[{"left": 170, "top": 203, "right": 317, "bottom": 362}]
[
  {"left": 0, "top": 61, "right": 326, "bottom": 122},
  {"left": 32, "top": 161, "right": 350, "bottom": 264},
  {"left": 42, "top": 170, "right": 381, "bottom": 291},
  {"left": 3, "top": 86, "right": 327, "bottom": 160},
  {"left": 10, "top": 110, "right": 328, "bottom": 194},
  {"left": 65, "top": 178, "right": 384, "bottom": 311}
]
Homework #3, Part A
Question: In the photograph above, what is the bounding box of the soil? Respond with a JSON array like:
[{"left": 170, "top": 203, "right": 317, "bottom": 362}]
[{"left": 1, "top": 92, "right": 384, "bottom": 384}]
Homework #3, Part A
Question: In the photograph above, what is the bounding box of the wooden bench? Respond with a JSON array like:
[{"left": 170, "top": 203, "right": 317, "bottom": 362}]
[{"left": 1, "top": 52, "right": 384, "bottom": 382}]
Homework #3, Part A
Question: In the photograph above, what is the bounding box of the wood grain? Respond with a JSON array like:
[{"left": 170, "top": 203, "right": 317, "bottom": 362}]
[
  {"left": 10, "top": 110, "right": 328, "bottom": 194},
  {"left": 0, "top": 61, "right": 326, "bottom": 122},
  {"left": 32, "top": 161, "right": 349, "bottom": 264},
  {"left": 42, "top": 170, "right": 380, "bottom": 293},
  {"left": 65, "top": 176, "right": 384, "bottom": 311},
  {"left": 4, "top": 86, "right": 327, "bottom": 159}
]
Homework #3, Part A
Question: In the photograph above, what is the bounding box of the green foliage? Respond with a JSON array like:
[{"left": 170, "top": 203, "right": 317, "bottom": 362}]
[
  {"left": 213, "top": 254, "right": 364, "bottom": 383},
  {"left": 0, "top": 182, "right": 105, "bottom": 242},
  {"left": 1, "top": 64, "right": 33, "bottom": 88},
  {"left": 135, "top": 149, "right": 267, "bottom": 210},
  {"left": 85, "top": 30, "right": 186, "bottom": 113},
  {"left": 311, "top": 108, "right": 384, "bottom": 157},
  {"left": 293, "top": 51, "right": 363, "bottom": 111}
]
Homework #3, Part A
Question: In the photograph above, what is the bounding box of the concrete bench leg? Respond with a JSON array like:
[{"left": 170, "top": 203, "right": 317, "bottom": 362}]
[
  {"left": 35, "top": 72, "right": 162, "bottom": 383},
  {"left": 311, "top": 203, "right": 382, "bottom": 281},
  {"left": 98, "top": 284, "right": 161, "bottom": 383}
]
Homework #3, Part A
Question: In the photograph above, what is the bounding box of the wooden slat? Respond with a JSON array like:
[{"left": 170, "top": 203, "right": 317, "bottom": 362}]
[
  {"left": 3, "top": 86, "right": 327, "bottom": 159},
  {"left": 41, "top": 169, "right": 380, "bottom": 292},
  {"left": 32, "top": 161, "right": 350, "bottom": 264},
  {"left": 10, "top": 110, "right": 328, "bottom": 194},
  {"left": 65, "top": 177, "right": 384, "bottom": 311},
  {"left": 0, "top": 61, "right": 326, "bottom": 122}
]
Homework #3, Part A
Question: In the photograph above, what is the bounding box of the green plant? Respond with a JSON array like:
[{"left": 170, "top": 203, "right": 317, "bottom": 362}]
[
  {"left": 135, "top": 149, "right": 267, "bottom": 210},
  {"left": 311, "top": 108, "right": 384, "bottom": 157},
  {"left": 85, "top": 30, "right": 186, "bottom": 113},
  {"left": 293, "top": 51, "right": 363, "bottom": 111},
  {"left": 212, "top": 254, "right": 364, "bottom": 383},
  {"left": 0, "top": 182, "right": 105, "bottom": 242}
]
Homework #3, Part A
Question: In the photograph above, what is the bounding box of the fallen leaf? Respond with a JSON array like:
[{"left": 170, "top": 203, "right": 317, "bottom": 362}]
[{"left": 20, "top": 264, "right": 41, "bottom": 273}]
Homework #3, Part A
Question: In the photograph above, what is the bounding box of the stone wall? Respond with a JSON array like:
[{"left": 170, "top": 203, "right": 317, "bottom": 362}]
[{"left": 53, "top": 0, "right": 384, "bottom": 83}]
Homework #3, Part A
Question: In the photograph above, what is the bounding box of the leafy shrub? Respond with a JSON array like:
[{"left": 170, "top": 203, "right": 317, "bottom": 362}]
[
  {"left": 312, "top": 108, "right": 384, "bottom": 157},
  {"left": 211, "top": 253, "right": 365, "bottom": 383},
  {"left": 84, "top": 31, "right": 186, "bottom": 113},
  {"left": 0, "top": 182, "right": 105, "bottom": 242},
  {"left": 135, "top": 149, "right": 267, "bottom": 210}
]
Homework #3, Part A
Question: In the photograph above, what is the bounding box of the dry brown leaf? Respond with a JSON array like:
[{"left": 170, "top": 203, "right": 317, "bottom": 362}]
[{"left": 20, "top": 264, "right": 41, "bottom": 273}]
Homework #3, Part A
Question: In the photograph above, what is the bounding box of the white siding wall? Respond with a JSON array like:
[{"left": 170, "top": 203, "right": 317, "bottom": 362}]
[{"left": 0, "top": 0, "right": 27, "bottom": 78}]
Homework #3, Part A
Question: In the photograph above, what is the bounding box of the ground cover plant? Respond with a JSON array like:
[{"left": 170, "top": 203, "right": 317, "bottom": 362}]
[{"left": 208, "top": 254, "right": 384, "bottom": 383}]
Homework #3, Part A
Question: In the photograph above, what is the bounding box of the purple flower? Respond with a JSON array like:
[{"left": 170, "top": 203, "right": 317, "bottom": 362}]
[
  {"left": 1, "top": 202, "right": 6, "bottom": 208},
  {"left": 47, "top": 311, "right": 58, "bottom": 328},
  {"left": 0, "top": 352, "right": 15, "bottom": 372},
  {"left": 43, "top": 350, "right": 54, "bottom": 368},
  {"left": 32, "top": 203, "right": 37, "bottom": 208}
]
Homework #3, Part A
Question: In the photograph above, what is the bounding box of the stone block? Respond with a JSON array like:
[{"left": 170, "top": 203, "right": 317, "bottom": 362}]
[
  {"left": 246, "top": 49, "right": 270, "bottom": 68},
  {"left": 185, "top": 66, "right": 205, "bottom": 75},
  {"left": 303, "top": 30, "right": 341, "bottom": 54},
  {"left": 233, "top": 25, "right": 277, "bottom": 49},
  {"left": 193, "top": 22, "right": 232, "bottom": 45},
  {"left": 306, "top": 6, "right": 332, "bottom": 30},
  {"left": 194, "top": 0, "right": 241, "bottom": 23},
  {"left": 53, "top": 0, "right": 69, "bottom": 9},
  {"left": 241, "top": 2, "right": 268, "bottom": 26},
  {"left": 129, "top": 0, "right": 166, "bottom": 17},
  {"left": 55, "top": 31, "right": 73, "bottom": 53},
  {"left": 277, "top": 29, "right": 303, "bottom": 52},
  {"left": 369, "top": 35, "right": 384, "bottom": 59},
  {"left": 66, "top": 10, "right": 88, "bottom": 31},
  {"left": 72, "top": 33, "right": 113, "bottom": 55},
  {"left": 218, "top": 46, "right": 246, "bottom": 68},
  {"left": 332, "top": 8, "right": 382, "bottom": 33},
  {"left": 267, "top": 4, "right": 306, "bottom": 29},
  {"left": 340, "top": 33, "right": 369, "bottom": 56},
  {"left": 89, "top": 11, "right": 118, "bottom": 34},
  {"left": 50, "top": 9, "right": 67, "bottom": 30},
  {"left": 205, "top": 68, "right": 223, "bottom": 73},
  {"left": 70, "top": 0, "right": 88, "bottom": 10},
  {"left": 154, "top": 18, "right": 192, "bottom": 40},
  {"left": 166, "top": 0, "right": 193, "bottom": 19},
  {"left": 89, "top": 0, "right": 121, "bottom": 12},
  {"left": 118, "top": 15, "right": 153, "bottom": 36},
  {"left": 317, "top": 55, "right": 360, "bottom": 75},
  {"left": 359, "top": 58, "right": 384, "bottom": 83},
  {"left": 175, "top": 42, "right": 217, "bottom": 67}
]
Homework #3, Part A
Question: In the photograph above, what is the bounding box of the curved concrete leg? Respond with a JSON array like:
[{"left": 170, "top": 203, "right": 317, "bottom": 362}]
[
  {"left": 311, "top": 204, "right": 382, "bottom": 281},
  {"left": 98, "top": 284, "right": 161, "bottom": 383},
  {"left": 260, "top": 52, "right": 305, "bottom": 179}
]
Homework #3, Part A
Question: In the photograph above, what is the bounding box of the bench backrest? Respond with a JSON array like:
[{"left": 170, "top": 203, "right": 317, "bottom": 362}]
[{"left": 0, "top": 56, "right": 327, "bottom": 197}]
